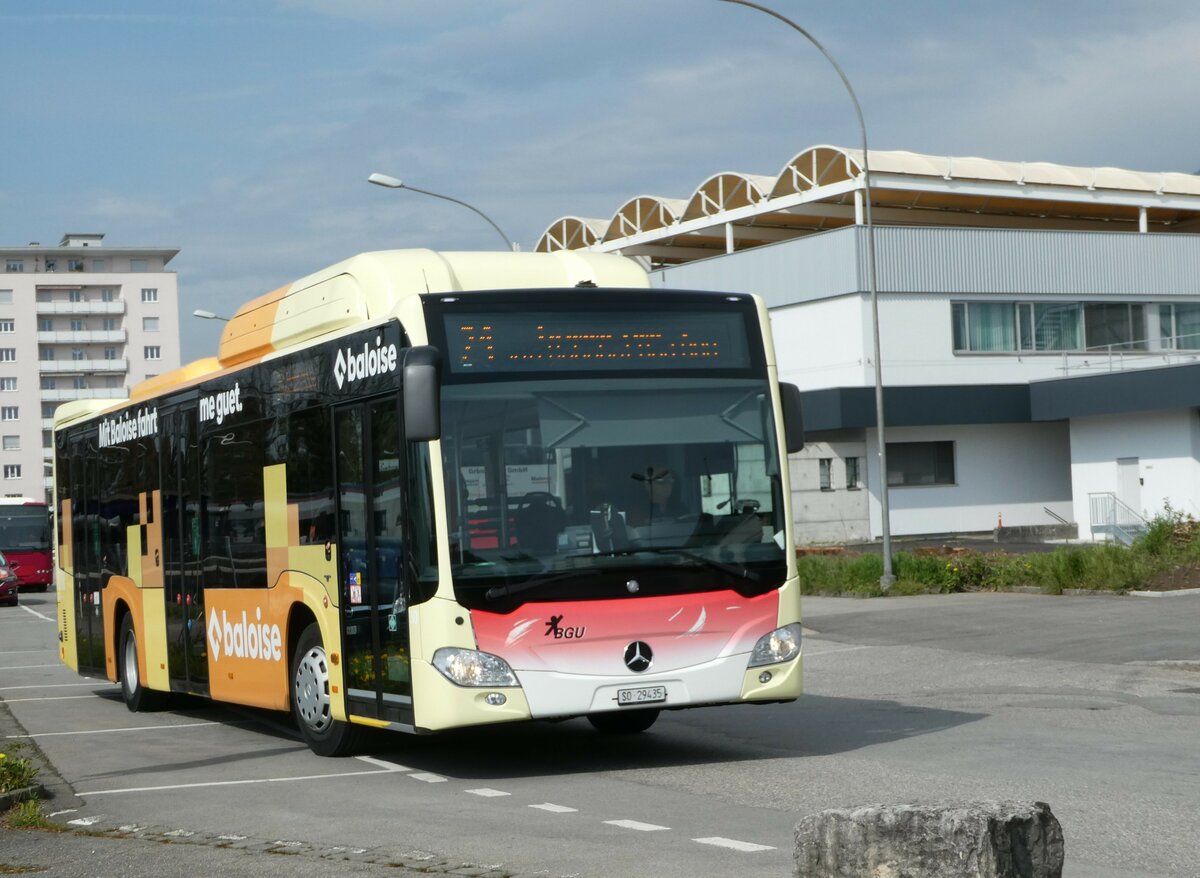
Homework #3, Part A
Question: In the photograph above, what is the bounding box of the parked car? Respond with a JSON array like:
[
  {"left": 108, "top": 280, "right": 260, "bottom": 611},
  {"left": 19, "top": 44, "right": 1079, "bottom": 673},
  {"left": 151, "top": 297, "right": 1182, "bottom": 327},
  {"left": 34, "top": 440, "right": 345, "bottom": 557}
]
[{"left": 0, "top": 551, "right": 17, "bottom": 606}]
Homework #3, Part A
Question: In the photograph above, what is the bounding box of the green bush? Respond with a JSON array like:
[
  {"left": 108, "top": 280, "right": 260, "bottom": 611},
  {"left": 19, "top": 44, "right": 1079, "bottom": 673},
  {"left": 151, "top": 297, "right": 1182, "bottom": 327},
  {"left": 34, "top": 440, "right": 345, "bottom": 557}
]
[{"left": 0, "top": 745, "right": 36, "bottom": 794}]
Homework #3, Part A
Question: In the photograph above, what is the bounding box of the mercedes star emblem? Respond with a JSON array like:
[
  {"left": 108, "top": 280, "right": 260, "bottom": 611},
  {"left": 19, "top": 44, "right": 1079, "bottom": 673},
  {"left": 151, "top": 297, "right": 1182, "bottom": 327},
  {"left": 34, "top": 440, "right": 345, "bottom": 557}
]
[{"left": 624, "top": 640, "right": 653, "bottom": 672}]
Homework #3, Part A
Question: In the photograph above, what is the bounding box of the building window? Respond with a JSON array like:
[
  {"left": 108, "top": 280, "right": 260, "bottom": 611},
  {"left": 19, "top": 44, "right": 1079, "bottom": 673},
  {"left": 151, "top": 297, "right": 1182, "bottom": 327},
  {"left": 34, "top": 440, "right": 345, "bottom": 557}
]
[
  {"left": 144, "top": 346, "right": 161, "bottom": 360},
  {"left": 45, "top": 258, "right": 57, "bottom": 272},
  {"left": 1084, "top": 303, "right": 1146, "bottom": 352},
  {"left": 5, "top": 260, "right": 22, "bottom": 273},
  {"left": 0, "top": 349, "right": 14, "bottom": 362},
  {"left": 35, "top": 291, "right": 50, "bottom": 304},
  {"left": 105, "top": 376, "right": 120, "bottom": 388},
  {"left": 70, "top": 319, "right": 84, "bottom": 331},
  {"left": 71, "top": 349, "right": 85, "bottom": 361},
  {"left": 1159, "top": 303, "right": 1200, "bottom": 350},
  {"left": 68, "top": 290, "right": 83, "bottom": 303},
  {"left": 72, "top": 377, "right": 87, "bottom": 390},
  {"left": 0, "top": 378, "right": 15, "bottom": 392},
  {"left": 3, "top": 465, "right": 21, "bottom": 480},
  {"left": 38, "top": 319, "right": 53, "bottom": 332},
  {"left": 40, "top": 377, "right": 55, "bottom": 390},
  {"left": 887, "top": 441, "right": 955, "bottom": 487},
  {"left": 101, "top": 287, "right": 115, "bottom": 302},
  {"left": 92, "top": 259, "right": 106, "bottom": 272},
  {"left": 952, "top": 302, "right": 1084, "bottom": 353},
  {"left": 818, "top": 458, "right": 833, "bottom": 491},
  {"left": 0, "top": 320, "right": 13, "bottom": 333},
  {"left": 102, "top": 318, "right": 116, "bottom": 330},
  {"left": 104, "top": 348, "right": 117, "bottom": 360},
  {"left": 39, "top": 348, "right": 54, "bottom": 361},
  {"left": 0, "top": 291, "right": 11, "bottom": 305},
  {"left": 67, "top": 259, "right": 86, "bottom": 272},
  {"left": 2, "top": 436, "right": 18, "bottom": 451},
  {"left": 41, "top": 404, "right": 56, "bottom": 418},
  {"left": 143, "top": 316, "right": 159, "bottom": 332},
  {"left": 141, "top": 287, "right": 158, "bottom": 303},
  {"left": 130, "top": 259, "right": 148, "bottom": 272},
  {"left": 0, "top": 407, "right": 18, "bottom": 421},
  {"left": 846, "top": 456, "right": 862, "bottom": 489}
]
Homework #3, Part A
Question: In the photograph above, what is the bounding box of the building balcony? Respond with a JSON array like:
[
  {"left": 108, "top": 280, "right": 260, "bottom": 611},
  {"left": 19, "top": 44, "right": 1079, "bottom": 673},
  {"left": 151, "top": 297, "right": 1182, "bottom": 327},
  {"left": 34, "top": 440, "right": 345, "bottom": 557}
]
[
  {"left": 35, "top": 301, "right": 126, "bottom": 316},
  {"left": 37, "top": 359, "right": 128, "bottom": 374},
  {"left": 40, "top": 388, "right": 127, "bottom": 402},
  {"left": 37, "top": 330, "right": 126, "bottom": 344}
]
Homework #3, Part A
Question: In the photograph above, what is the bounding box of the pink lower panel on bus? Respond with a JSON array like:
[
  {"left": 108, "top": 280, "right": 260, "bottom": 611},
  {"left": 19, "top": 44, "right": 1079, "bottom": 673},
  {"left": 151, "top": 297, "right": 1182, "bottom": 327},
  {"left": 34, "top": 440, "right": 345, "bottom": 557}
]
[{"left": 471, "top": 589, "right": 779, "bottom": 677}]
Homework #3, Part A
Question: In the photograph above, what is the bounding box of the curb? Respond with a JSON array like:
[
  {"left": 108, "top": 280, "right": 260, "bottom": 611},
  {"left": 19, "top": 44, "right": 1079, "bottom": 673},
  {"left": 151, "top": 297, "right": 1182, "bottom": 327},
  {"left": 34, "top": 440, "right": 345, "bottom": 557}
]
[
  {"left": 1128, "top": 586, "right": 1200, "bottom": 598},
  {"left": 0, "top": 784, "right": 46, "bottom": 811}
]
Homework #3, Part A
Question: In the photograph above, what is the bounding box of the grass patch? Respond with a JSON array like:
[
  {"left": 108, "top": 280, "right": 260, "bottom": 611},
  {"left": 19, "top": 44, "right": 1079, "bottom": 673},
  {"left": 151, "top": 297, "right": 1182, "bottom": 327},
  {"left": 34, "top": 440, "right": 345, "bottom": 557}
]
[
  {"left": 798, "top": 505, "right": 1200, "bottom": 597},
  {"left": 0, "top": 746, "right": 36, "bottom": 795},
  {"left": 1, "top": 801, "right": 59, "bottom": 833}
]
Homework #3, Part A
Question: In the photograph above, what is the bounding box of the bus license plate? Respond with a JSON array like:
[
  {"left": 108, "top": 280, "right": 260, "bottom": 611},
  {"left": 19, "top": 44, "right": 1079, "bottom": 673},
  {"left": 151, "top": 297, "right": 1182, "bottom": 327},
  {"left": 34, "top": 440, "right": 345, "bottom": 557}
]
[{"left": 617, "top": 686, "right": 666, "bottom": 706}]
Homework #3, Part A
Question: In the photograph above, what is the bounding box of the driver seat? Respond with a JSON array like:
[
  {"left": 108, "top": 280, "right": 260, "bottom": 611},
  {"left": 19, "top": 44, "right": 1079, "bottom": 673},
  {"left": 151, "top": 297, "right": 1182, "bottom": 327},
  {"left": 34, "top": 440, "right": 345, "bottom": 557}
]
[{"left": 515, "top": 492, "right": 566, "bottom": 555}]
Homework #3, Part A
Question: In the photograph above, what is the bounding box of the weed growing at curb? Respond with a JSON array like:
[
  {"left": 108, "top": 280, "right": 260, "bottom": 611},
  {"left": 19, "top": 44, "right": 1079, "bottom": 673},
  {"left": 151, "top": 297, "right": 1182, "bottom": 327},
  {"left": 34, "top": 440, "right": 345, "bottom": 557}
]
[
  {"left": 0, "top": 746, "right": 36, "bottom": 795},
  {"left": 2, "top": 800, "right": 60, "bottom": 833}
]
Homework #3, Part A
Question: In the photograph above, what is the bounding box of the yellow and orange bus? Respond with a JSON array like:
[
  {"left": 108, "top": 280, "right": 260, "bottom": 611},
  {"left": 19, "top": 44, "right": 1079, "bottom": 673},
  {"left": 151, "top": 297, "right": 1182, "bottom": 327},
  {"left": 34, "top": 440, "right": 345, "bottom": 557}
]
[{"left": 54, "top": 249, "right": 804, "bottom": 756}]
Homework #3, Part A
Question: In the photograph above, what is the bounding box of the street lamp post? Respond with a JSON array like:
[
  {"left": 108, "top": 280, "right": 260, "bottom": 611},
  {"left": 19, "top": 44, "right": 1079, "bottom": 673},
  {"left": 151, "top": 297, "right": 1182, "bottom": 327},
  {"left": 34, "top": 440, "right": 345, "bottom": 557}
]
[
  {"left": 367, "top": 172, "right": 517, "bottom": 252},
  {"left": 192, "top": 309, "right": 229, "bottom": 322},
  {"left": 718, "top": 0, "right": 895, "bottom": 589}
]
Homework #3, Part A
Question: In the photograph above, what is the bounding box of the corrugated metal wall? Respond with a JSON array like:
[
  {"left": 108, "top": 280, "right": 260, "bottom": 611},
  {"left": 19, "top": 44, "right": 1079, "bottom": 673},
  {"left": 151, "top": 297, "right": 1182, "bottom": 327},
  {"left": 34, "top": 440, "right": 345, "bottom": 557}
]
[{"left": 652, "top": 226, "right": 1200, "bottom": 303}]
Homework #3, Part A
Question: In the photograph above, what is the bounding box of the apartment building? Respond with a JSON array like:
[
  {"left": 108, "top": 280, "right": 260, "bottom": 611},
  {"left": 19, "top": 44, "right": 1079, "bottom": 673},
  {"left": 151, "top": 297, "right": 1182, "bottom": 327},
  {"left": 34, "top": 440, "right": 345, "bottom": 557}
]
[
  {"left": 536, "top": 146, "right": 1200, "bottom": 543},
  {"left": 0, "top": 233, "right": 181, "bottom": 501}
]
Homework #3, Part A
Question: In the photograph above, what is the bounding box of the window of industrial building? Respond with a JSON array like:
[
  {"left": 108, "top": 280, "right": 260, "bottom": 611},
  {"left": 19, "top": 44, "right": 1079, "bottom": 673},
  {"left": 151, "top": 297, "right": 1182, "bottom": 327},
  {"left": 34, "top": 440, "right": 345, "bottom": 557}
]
[
  {"left": 1084, "top": 303, "right": 1146, "bottom": 352},
  {"left": 141, "top": 287, "right": 158, "bottom": 302},
  {"left": 1160, "top": 304, "right": 1200, "bottom": 349},
  {"left": 144, "top": 346, "right": 161, "bottom": 360},
  {"left": 952, "top": 301, "right": 1159, "bottom": 353},
  {"left": 2, "top": 436, "right": 18, "bottom": 451},
  {"left": 143, "top": 317, "right": 159, "bottom": 332},
  {"left": 846, "top": 456, "right": 862, "bottom": 489},
  {"left": 818, "top": 458, "right": 832, "bottom": 491},
  {"left": 886, "top": 441, "right": 955, "bottom": 487},
  {"left": 3, "top": 465, "right": 20, "bottom": 480}
]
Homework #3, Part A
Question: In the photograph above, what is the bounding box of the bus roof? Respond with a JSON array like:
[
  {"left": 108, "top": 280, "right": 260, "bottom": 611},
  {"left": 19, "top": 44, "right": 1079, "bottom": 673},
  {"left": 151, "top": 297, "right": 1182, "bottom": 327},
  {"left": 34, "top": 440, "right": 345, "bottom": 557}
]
[{"left": 128, "top": 249, "right": 648, "bottom": 403}]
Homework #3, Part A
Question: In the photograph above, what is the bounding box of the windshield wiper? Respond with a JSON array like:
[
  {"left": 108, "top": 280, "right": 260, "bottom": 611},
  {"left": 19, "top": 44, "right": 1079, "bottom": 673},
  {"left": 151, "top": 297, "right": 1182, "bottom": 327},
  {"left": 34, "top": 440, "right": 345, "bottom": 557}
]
[
  {"left": 629, "top": 547, "right": 762, "bottom": 583},
  {"left": 484, "top": 568, "right": 602, "bottom": 601}
]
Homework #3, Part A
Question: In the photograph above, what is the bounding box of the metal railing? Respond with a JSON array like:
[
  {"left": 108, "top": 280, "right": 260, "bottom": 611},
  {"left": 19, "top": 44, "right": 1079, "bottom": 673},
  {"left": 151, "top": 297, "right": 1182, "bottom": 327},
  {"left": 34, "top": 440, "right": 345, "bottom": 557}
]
[
  {"left": 1043, "top": 506, "right": 1070, "bottom": 526},
  {"left": 1088, "top": 492, "right": 1148, "bottom": 545},
  {"left": 1060, "top": 332, "right": 1200, "bottom": 376}
]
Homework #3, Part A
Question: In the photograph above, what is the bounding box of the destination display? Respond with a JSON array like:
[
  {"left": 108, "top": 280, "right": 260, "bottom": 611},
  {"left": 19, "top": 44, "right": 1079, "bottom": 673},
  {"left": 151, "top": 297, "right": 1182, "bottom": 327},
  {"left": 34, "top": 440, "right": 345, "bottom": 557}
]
[{"left": 443, "top": 310, "right": 752, "bottom": 374}]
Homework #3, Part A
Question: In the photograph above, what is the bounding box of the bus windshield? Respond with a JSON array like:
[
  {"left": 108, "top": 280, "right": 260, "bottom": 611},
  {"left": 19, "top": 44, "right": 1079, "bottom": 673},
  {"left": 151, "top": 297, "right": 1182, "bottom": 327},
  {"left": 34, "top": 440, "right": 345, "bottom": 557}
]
[
  {"left": 441, "top": 374, "right": 787, "bottom": 607},
  {"left": 0, "top": 505, "right": 52, "bottom": 551}
]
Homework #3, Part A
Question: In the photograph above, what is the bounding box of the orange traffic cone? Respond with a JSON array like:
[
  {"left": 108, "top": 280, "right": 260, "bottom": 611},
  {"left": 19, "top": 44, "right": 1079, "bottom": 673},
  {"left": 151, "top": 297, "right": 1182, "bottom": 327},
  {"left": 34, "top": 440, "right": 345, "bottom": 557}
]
[{"left": 997, "top": 512, "right": 1003, "bottom": 528}]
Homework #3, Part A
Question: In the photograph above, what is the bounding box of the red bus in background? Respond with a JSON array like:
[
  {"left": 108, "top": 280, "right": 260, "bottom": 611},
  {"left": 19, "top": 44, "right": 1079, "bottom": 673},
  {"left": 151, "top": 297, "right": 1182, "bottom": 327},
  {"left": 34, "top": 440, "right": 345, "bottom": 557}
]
[{"left": 0, "top": 498, "right": 53, "bottom": 592}]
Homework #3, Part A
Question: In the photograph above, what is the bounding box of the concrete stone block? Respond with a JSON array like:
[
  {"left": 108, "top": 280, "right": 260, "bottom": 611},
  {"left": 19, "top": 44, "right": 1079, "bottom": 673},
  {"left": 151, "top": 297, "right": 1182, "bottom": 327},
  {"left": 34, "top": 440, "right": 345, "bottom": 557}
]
[{"left": 794, "top": 801, "right": 1064, "bottom": 878}]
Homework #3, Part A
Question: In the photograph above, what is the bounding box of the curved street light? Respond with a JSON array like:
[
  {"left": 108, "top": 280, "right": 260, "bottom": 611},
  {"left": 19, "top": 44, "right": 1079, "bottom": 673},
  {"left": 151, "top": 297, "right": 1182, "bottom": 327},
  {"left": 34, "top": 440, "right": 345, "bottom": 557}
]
[
  {"left": 192, "top": 309, "right": 229, "bottom": 322},
  {"left": 718, "top": 0, "right": 895, "bottom": 589},
  {"left": 367, "top": 172, "right": 517, "bottom": 252}
]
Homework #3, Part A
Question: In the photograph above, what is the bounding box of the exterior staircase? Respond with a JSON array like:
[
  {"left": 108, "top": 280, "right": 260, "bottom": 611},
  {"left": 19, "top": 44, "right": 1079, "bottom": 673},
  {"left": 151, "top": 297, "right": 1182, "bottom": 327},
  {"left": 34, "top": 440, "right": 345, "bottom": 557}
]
[{"left": 1088, "top": 492, "right": 1149, "bottom": 545}]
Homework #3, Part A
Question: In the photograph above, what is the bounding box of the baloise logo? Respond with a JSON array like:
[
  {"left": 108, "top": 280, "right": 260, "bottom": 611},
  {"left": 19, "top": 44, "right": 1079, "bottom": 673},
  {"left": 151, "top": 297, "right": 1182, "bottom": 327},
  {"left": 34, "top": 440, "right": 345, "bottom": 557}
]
[
  {"left": 207, "top": 607, "right": 283, "bottom": 663},
  {"left": 334, "top": 335, "right": 399, "bottom": 390}
]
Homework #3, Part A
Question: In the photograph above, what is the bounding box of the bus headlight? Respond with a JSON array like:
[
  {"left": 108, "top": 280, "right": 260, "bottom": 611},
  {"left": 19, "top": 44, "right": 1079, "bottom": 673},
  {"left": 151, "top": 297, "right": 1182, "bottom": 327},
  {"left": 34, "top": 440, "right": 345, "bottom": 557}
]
[
  {"left": 747, "top": 623, "right": 802, "bottom": 668},
  {"left": 432, "top": 647, "right": 519, "bottom": 687}
]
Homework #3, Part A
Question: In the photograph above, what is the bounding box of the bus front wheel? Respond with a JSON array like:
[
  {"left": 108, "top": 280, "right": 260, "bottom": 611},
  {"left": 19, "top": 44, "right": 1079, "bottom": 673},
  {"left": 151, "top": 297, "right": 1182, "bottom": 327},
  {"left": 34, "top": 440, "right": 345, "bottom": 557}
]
[
  {"left": 587, "top": 708, "right": 660, "bottom": 734},
  {"left": 291, "top": 623, "right": 359, "bottom": 757},
  {"left": 118, "top": 615, "right": 166, "bottom": 712}
]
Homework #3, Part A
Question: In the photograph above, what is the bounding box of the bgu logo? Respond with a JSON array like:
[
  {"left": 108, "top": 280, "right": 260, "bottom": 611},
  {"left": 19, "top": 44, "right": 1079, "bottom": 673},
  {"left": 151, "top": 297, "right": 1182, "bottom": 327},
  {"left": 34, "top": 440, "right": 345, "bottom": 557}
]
[
  {"left": 334, "top": 336, "right": 399, "bottom": 389},
  {"left": 544, "top": 614, "right": 586, "bottom": 640},
  {"left": 207, "top": 607, "right": 283, "bottom": 663}
]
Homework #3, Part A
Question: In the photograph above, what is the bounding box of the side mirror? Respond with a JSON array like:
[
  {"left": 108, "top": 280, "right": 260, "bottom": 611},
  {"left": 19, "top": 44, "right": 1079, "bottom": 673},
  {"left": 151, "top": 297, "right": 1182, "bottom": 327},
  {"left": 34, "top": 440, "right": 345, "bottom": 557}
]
[
  {"left": 403, "top": 346, "right": 442, "bottom": 441},
  {"left": 780, "top": 382, "right": 804, "bottom": 453}
]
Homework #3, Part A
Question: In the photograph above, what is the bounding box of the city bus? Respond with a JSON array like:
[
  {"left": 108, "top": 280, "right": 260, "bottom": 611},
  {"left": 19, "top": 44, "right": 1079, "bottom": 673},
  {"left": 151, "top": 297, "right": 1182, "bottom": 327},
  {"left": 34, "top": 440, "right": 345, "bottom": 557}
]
[
  {"left": 0, "top": 498, "right": 54, "bottom": 592},
  {"left": 54, "top": 249, "right": 804, "bottom": 756}
]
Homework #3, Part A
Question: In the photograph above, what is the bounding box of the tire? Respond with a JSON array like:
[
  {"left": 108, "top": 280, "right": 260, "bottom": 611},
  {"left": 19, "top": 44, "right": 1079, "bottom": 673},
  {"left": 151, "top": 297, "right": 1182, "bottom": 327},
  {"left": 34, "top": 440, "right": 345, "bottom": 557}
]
[
  {"left": 291, "top": 622, "right": 359, "bottom": 757},
  {"left": 118, "top": 614, "right": 166, "bottom": 712},
  {"left": 587, "top": 708, "right": 660, "bottom": 735}
]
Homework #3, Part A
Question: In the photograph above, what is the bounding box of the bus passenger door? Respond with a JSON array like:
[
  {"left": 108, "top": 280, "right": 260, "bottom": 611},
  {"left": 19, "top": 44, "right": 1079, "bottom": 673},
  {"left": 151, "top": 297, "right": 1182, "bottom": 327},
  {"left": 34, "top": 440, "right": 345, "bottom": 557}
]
[
  {"left": 334, "top": 395, "right": 413, "bottom": 726},
  {"left": 162, "top": 406, "right": 209, "bottom": 694},
  {"left": 69, "top": 435, "right": 105, "bottom": 673}
]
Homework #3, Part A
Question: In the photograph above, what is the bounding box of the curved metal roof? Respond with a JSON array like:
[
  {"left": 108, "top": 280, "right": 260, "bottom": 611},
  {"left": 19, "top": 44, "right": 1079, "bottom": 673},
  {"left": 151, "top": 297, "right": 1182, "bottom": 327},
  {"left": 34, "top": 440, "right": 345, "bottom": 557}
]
[{"left": 536, "top": 144, "right": 1200, "bottom": 265}]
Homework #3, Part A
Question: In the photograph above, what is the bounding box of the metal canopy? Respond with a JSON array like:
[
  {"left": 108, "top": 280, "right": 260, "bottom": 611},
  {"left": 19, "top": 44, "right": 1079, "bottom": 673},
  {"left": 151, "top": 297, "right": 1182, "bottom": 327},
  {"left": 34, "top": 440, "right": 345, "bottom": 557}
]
[{"left": 535, "top": 144, "right": 1200, "bottom": 266}]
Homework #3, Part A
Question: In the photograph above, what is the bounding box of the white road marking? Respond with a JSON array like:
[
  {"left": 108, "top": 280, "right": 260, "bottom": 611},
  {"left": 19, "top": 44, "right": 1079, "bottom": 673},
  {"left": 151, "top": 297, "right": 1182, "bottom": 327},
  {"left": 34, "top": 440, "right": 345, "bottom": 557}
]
[
  {"left": 605, "top": 819, "right": 670, "bottom": 832},
  {"left": 0, "top": 649, "right": 56, "bottom": 655},
  {"left": 530, "top": 803, "right": 577, "bottom": 813},
  {"left": 355, "top": 755, "right": 411, "bottom": 772},
  {"left": 693, "top": 836, "right": 775, "bottom": 852},
  {"left": 218, "top": 834, "right": 248, "bottom": 841},
  {"left": 409, "top": 772, "right": 447, "bottom": 783},
  {"left": 68, "top": 816, "right": 105, "bottom": 826},
  {"left": 466, "top": 788, "right": 510, "bottom": 797},
  {"left": 20, "top": 605, "right": 54, "bottom": 622},
  {"left": 0, "top": 695, "right": 104, "bottom": 703},
  {"left": 77, "top": 767, "right": 404, "bottom": 796},
  {"left": 7, "top": 720, "right": 226, "bottom": 739},
  {"left": 0, "top": 681, "right": 115, "bottom": 691},
  {"left": 803, "top": 643, "right": 876, "bottom": 656},
  {"left": 47, "top": 809, "right": 77, "bottom": 818},
  {"left": 0, "top": 663, "right": 62, "bottom": 670}
]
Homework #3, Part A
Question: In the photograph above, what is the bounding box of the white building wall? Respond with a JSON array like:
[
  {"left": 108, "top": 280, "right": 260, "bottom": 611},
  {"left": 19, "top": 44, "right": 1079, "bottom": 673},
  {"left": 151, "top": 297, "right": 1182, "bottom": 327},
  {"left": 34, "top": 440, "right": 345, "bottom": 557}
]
[
  {"left": 1068, "top": 408, "right": 1200, "bottom": 535},
  {"left": 789, "top": 435, "right": 871, "bottom": 544},
  {"left": 769, "top": 297, "right": 870, "bottom": 390},
  {"left": 863, "top": 422, "right": 1073, "bottom": 537}
]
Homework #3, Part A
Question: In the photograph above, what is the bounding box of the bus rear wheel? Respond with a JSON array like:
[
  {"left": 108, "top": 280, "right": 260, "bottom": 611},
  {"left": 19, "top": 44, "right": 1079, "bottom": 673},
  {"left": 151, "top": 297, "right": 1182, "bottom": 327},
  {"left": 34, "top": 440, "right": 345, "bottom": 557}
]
[
  {"left": 587, "top": 708, "right": 660, "bottom": 734},
  {"left": 291, "top": 623, "right": 359, "bottom": 757},
  {"left": 118, "top": 615, "right": 166, "bottom": 712}
]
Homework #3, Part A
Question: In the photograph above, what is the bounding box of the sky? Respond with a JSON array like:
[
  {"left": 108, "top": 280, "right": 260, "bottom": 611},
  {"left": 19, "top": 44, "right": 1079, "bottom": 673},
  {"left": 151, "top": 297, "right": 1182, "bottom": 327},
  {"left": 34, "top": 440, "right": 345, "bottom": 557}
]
[{"left": 3, "top": 0, "right": 1199, "bottom": 361}]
